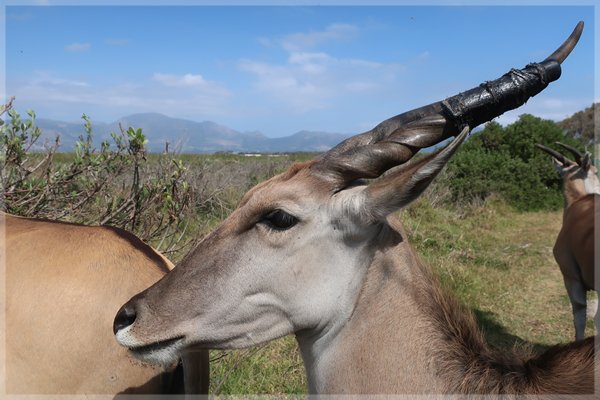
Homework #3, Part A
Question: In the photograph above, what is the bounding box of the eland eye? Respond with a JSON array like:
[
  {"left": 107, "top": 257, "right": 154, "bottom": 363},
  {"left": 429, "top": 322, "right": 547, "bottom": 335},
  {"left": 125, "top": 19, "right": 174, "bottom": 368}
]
[{"left": 260, "top": 209, "right": 299, "bottom": 231}]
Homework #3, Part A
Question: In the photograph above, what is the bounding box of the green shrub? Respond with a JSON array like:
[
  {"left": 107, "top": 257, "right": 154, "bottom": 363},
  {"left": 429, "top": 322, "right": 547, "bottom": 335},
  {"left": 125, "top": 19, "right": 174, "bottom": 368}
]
[
  {"left": 1, "top": 99, "right": 193, "bottom": 255},
  {"left": 446, "top": 114, "right": 585, "bottom": 211}
]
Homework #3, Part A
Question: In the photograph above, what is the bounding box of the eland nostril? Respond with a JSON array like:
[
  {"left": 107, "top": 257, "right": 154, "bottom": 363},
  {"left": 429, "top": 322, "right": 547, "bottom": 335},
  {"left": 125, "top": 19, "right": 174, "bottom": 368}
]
[{"left": 113, "top": 303, "right": 137, "bottom": 334}]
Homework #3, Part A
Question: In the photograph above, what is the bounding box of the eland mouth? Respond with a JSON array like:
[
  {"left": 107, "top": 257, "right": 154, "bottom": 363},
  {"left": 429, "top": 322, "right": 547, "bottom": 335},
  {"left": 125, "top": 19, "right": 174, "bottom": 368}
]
[{"left": 126, "top": 336, "right": 186, "bottom": 365}]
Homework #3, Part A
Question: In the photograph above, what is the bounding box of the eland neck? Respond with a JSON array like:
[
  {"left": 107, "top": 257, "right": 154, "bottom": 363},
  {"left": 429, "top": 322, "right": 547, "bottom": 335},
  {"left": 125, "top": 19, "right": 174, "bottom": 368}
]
[
  {"left": 562, "top": 170, "right": 600, "bottom": 211},
  {"left": 295, "top": 215, "right": 576, "bottom": 395},
  {"left": 295, "top": 217, "right": 446, "bottom": 394}
]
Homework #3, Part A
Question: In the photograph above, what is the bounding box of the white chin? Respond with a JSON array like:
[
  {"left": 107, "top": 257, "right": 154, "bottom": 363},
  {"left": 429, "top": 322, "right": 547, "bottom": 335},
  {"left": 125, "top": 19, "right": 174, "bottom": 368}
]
[{"left": 128, "top": 337, "right": 185, "bottom": 366}]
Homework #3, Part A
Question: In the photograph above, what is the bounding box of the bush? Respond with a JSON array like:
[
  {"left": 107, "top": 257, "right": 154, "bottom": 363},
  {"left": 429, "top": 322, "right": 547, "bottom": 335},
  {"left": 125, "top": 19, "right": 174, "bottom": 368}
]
[
  {"left": 0, "top": 100, "right": 309, "bottom": 259},
  {"left": 0, "top": 98, "right": 194, "bottom": 255},
  {"left": 446, "top": 114, "right": 585, "bottom": 211}
]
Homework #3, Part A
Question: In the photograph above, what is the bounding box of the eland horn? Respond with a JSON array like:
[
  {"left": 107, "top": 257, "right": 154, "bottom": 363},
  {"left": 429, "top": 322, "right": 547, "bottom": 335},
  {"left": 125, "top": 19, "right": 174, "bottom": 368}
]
[
  {"left": 318, "top": 22, "right": 584, "bottom": 185},
  {"left": 555, "top": 142, "right": 584, "bottom": 164}
]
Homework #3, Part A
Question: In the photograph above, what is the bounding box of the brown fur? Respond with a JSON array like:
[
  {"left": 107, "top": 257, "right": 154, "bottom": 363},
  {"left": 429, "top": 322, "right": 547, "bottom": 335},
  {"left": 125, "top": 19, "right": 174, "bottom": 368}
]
[
  {"left": 239, "top": 160, "right": 319, "bottom": 207},
  {"left": 319, "top": 214, "right": 595, "bottom": 395},
  {"left": 2, "top": 213, "right": 209, "bottom": 395},
  {"left": 411, "top": 244, "right": 596, "bottom": 394},
  {"left": 555, "top": 194, "right": 596, "bottom": 291},
  {"left": 549, "top": 155, "right": 598, "bottom": 340}
]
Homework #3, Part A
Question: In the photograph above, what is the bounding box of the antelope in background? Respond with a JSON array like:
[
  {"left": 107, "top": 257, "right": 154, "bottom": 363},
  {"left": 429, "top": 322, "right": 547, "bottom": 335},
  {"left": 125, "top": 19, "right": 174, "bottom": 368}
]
[
  {"left": 114, "top": 23, "right": 596, "bottom": 394},
  {"left": 536, "top": 142, "right": 598, "bottom": 341},
  {"left": 2, "top": 213, "right": 209, "bottom": 396}
]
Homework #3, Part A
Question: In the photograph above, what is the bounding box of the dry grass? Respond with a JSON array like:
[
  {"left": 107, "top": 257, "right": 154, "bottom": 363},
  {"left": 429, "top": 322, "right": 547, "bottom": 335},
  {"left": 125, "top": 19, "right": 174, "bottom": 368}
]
[{"left": 402, "top": 196, "right": 596, "bottom": 347}]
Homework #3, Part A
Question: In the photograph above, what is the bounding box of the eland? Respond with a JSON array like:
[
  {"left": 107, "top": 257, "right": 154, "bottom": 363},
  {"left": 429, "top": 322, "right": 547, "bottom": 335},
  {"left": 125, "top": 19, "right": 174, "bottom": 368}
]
[
  {"left": 536, "top": 142, "right": 598, "bottom": 341},
  {"left": 2, "top": 213, "right": 209, "bottom": 395},
  {"left": 114, "top": 22, "right": 596, "bottom": 394}
]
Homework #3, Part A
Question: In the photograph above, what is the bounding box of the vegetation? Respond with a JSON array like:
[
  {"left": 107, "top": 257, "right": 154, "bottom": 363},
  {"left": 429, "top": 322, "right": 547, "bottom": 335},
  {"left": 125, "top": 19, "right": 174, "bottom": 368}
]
[
  {"left": 401, "top": 196, "right": 586, "bottom": 347},
  {"left": 2, "top": 100, "right": 597, "bottom": 394},
  {"left": 1, "top": 99, "right": 311, "bottom": 257},
  {"left": 1, "top": 98, "right": 196, "bottom": 255},
  {"left": 446, "top": 114, "right": 586, "bottom": 211}
]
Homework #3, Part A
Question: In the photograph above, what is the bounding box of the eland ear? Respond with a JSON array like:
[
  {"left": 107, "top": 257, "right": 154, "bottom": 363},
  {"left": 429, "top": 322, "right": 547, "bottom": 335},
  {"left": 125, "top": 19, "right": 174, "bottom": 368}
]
[
  {"left": 551, "top": 157, "right": 567, "bottom": 174},
  {"left": 358, "top": 126, "right": 469, "bottom": 223},
  {"left": 580, "top": 152, "right": 592, "bottom": 172}
]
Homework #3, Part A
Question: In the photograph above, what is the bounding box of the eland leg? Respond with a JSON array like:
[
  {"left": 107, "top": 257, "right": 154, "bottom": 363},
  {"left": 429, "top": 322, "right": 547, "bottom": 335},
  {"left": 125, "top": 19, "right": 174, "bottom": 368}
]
[{"left": 563, "top": 277, "right": 588, "bottom": 341}]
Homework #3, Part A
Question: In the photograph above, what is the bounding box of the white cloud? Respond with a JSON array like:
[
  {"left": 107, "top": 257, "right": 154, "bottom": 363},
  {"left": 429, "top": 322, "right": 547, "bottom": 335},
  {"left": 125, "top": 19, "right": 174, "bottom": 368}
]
[
  {"left": 288, "top": 52, "right": 331, "bottom": 74},
  {"left": 30, "top": 72, "right": 89, "bottom": 87},
  {"left": 239, "top": 59, "right": 330, "bottom": 112},
  {"left": 151, "top": 72, "right": 231, "bottom": 103},
  {"left": 65, "top": 42, "right": 91, "bottom": 52},
  {"left": 12, "top": 71, "right": 232, "bottom": 120},
  {"left": 539, "top": 98, "right": 578, "bottom": 110},
  {"left": 153, "top": 73, "right": 207, "bottom": 87},
  {"left": 240, "top": 53, "right": 403, "bottom": 113},
  {"left": 494, "top": 97, "right": 592, "bottom": 126},
  {"left": 240, "top": 25, "right": 404, "bottom": 114},
  {"left": 288, "top": 52, "right": 331, "bottom": 65},
  {"left": 280, "top": 23, "right": 358, "bottom": 52}
]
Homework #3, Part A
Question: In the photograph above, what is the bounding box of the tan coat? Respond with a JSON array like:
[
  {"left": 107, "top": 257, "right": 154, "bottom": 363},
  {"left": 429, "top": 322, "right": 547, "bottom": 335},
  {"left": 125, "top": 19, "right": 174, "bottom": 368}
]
[{"left": 2, "top": 213, "right": 208, "bottom": 395}]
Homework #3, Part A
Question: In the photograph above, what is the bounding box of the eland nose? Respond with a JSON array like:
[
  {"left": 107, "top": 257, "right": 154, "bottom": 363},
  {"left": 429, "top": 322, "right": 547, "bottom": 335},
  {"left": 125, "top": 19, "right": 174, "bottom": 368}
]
[{"left": 113, "top": 303, "right": 137, "bottom": 334}]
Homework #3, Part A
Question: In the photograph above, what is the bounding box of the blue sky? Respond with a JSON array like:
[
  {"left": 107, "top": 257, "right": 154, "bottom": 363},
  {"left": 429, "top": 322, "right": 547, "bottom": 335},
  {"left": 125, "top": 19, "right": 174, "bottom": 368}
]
[{"left": 2, "top": 1, "right": 597, "bottom": 138}]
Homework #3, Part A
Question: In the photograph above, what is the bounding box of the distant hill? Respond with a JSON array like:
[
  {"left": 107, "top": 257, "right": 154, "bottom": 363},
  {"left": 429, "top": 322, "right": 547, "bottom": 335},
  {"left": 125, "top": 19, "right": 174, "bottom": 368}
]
[
  {"left": 34, "top": 118, "right": 111, "bottom": 150},
  {"left": 557, "top": 103, "right": 597, "bottom": 145},
  {"left": 35, "top": 113, "right": 351, "bottom": 153},
  {"left": 34, "top": 106, "right": 595, "bottom": 153}
]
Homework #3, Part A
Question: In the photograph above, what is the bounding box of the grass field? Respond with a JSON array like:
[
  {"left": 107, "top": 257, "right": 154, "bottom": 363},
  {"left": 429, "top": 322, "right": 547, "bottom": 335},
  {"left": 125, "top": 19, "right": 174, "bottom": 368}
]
[{"left": 206, "top": 194, "right": 596, "bottom": 394}]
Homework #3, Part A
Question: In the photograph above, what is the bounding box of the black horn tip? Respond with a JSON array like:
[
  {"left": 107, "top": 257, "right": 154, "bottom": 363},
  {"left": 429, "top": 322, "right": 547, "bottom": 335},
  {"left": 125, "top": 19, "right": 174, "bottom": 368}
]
[{"left": 544, "top": 21, "right": 584, "bottom": 64}]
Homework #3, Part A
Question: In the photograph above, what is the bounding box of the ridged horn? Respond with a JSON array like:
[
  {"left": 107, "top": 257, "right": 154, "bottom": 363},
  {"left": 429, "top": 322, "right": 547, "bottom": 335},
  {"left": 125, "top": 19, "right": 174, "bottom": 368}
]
[
  {"left": 315, "top": 21, "right": 584, "bottom": 186},
  {"left": 544, "top": 21, "right": 584, "bottom": 64},
  {"left": 535, "top": 143, "right": 572, "bottom": 166},
  {"left": 555, "top": 142, "right": 583, "bottom": 164}
]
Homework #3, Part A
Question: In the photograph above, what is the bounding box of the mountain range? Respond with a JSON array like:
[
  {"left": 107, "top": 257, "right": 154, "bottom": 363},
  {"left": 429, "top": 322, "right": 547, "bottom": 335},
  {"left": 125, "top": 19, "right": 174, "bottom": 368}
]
[{"left": 35, "top": 113, "right": 351, "bottom": 153}]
